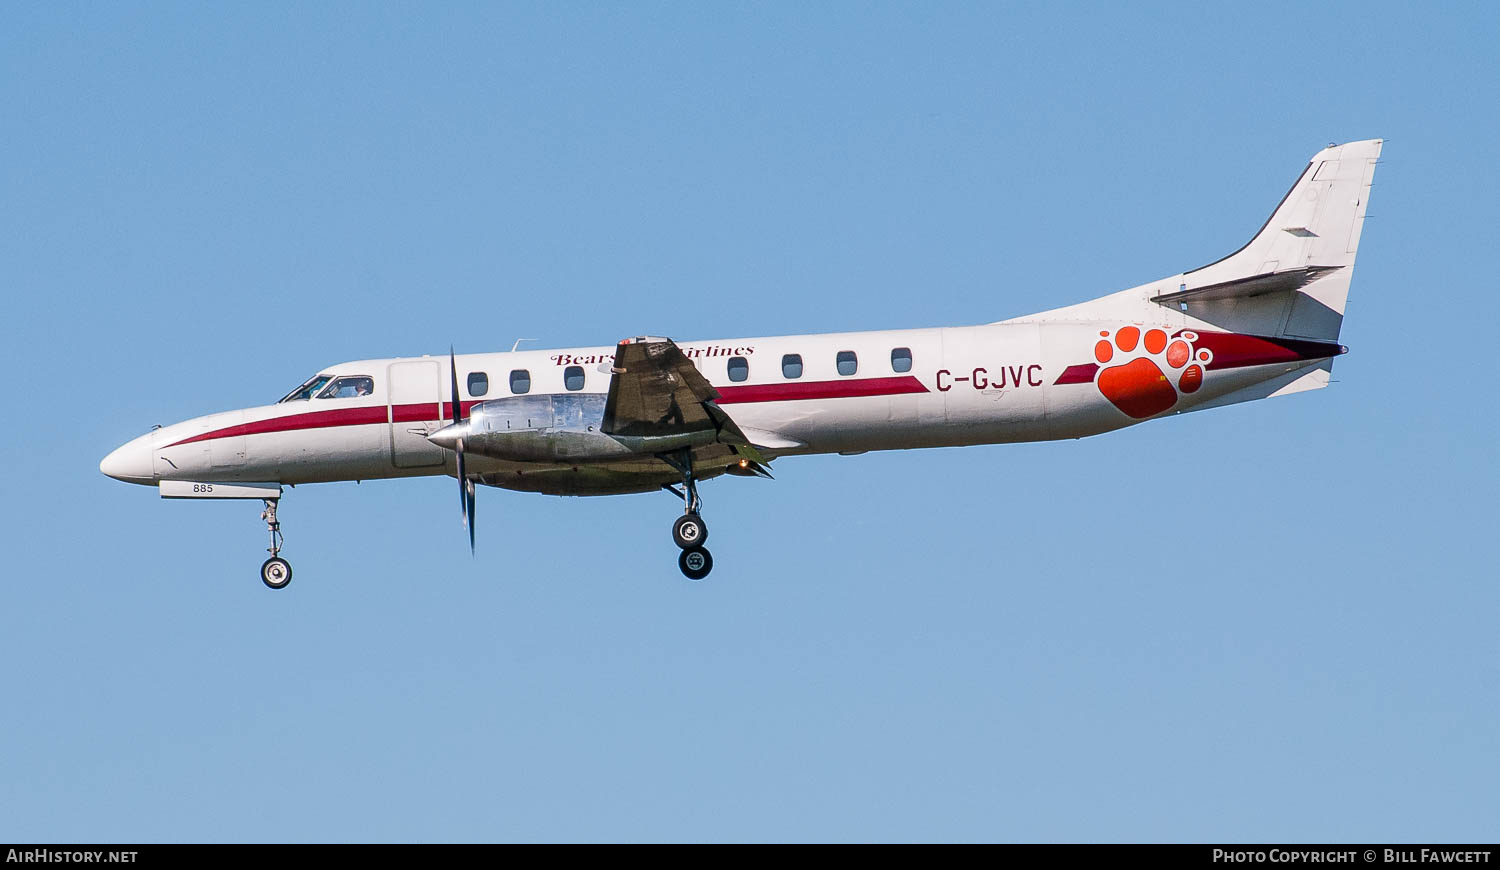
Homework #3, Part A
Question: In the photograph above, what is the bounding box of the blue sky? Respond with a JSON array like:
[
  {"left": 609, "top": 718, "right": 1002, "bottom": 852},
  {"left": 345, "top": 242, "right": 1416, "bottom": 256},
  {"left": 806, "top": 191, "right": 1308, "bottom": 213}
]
[{"left": 3, "top": 1, "right": 1497, "bottom": 842}]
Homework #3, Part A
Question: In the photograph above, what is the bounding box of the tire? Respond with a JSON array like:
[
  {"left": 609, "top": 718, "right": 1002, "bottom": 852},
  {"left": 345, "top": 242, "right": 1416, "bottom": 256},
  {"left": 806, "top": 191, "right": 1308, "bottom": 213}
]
[
  {"left": 261, "top": 557, "right": 292, "bottom": 590},
  {"left": 678, "top": 546, "right": 713, "bottom": 581},
  {"left": 672, "top": 513, "right": 708, "bottom": 549}
]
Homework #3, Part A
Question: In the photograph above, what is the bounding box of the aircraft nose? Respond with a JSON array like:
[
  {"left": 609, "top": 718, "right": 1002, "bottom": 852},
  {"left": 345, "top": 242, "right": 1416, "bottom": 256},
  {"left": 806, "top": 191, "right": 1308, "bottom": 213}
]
[{"left": 100, "top": 434, "right": 155, "bottom": 485}]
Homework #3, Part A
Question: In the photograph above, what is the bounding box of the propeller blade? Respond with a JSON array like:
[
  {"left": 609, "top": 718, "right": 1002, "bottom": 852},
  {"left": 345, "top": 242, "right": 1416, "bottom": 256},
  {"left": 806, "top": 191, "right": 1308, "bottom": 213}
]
[
  {"left": 456, "top": 436, "right": 468, "bottom": 524},
  {"left": 449, "top": 346, "right": 463, "bottom": 423},
  {"left": 466, "top": 478, "right": 476, "bottom": 555},
  {"left": 450, "top": 347, "right": 475, "bottom": 554}
]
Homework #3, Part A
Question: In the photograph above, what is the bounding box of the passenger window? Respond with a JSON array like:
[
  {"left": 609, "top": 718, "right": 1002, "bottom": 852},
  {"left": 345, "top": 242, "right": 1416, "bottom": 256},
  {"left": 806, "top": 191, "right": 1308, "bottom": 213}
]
[
  {"left": 509, "top": 370, "right": 531, "bottom": 394},
  {"left": 467, "top": 372, "right": 489, "bottom": 397},
  {"left": 316, "top": 375, "right": 375, "bottom": 399},
  {"left": 727, "top": 356, "right": 749, "bottom": 382},
  {"left": 891, "top": 347, "right": 913, "bottom": 373},
  {"left": 836, "top": 351, "right": 858, "bottom": 376},
  {"left": 782, "top": 354, "right": 803, "bottom": 379},
  {"left": 564, "top": 366, "right": 586, "bottom": 391}
]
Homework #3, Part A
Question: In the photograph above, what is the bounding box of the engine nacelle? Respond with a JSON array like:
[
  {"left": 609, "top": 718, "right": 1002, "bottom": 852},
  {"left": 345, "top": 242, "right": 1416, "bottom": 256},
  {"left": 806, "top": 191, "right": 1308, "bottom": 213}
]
[{"left": 429, "top": 393, "right": 716, "bottom": 463}]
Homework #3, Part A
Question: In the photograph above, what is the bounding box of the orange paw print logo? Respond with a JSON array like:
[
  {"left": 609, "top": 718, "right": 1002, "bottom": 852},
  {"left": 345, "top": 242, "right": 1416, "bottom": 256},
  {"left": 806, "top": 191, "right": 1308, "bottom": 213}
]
[{"left": 1094, "top": 326, "right": 1210, "bottom": 419}]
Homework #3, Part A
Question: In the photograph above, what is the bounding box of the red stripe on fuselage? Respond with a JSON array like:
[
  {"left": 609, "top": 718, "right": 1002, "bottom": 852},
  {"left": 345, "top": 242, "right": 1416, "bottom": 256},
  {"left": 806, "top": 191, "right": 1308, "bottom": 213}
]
[
  {"left": 1052, "top": 331, "right": 1346, "bottom": 387},
  {"left": 715, "top": 375, "right": 927, "bottom": 404},
  {"left": 1182, "top": 331, "right": 1345, "bottom": 370},
  {"left": 166, "top": 406, "right": 392, "bottom": 447},
  {"left": 1053, "top": 363, "right": 1100, "bottom": 385},
  {"left": 166, "top": 379, "right": 928, "bottom": 446},
  {"left": 164, "top": 400, "right": 482, "bottom": 448}
]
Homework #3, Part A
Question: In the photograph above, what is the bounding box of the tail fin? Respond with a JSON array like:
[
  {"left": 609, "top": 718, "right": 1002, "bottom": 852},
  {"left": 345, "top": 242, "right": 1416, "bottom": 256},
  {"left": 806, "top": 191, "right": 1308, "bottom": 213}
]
[
  {"left": 1014, "top": 139, "right": 1382, "bottom": 341},
  {"left": 1160, "top": 139, "right": 1382, "bottom": 340}
]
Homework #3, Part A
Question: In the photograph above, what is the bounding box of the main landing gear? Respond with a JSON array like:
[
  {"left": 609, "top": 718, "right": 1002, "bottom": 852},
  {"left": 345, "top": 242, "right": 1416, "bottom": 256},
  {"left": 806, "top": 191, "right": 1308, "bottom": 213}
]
[
  {"left": 662, "top": 451, "right": 713, "bottom": 581},
  {"left": 678, "top": 546, "right": 713, "bottom": 581},
  {"left": 259, "top": 498, "right": 292, "bottom": 590}
]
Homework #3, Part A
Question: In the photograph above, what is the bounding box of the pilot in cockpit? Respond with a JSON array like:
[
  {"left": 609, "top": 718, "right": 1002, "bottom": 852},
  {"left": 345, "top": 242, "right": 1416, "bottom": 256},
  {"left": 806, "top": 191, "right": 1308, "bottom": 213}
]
[{"left": 323, "top": 376, "right": 374, "bottom": 399}]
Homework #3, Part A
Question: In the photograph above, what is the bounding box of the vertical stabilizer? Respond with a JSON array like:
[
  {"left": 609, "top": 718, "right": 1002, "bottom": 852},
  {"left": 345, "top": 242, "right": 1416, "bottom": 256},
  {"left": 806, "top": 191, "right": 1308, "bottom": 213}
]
[
  {"left": 1011, "top": 140, "right": 1382, "bottom": 343},
  {"left": 1178, "top": 139, "right": 1381, "bottom": 340}
]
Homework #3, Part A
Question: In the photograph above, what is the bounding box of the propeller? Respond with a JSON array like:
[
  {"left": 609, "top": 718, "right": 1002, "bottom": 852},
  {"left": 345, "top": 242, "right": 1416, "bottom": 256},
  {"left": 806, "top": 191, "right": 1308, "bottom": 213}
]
[{"left": 450, "top": 348, "right": 476, "bottom": 554}]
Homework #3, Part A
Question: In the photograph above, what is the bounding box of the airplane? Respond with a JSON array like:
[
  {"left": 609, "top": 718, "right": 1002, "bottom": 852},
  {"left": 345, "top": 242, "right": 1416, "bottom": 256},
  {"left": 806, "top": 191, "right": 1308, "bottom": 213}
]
[{"left": 100, "top": 139, "right": 1382, "bottom": 588}]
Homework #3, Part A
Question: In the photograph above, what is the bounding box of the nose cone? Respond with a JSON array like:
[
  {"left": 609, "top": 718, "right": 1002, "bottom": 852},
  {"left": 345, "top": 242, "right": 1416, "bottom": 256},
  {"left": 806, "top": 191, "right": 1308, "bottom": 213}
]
[
  {"left": 427, "top": 422, "right": 468, "bottom": 452},
  {"left": 100, "top": 434, "right": 155, "bottom": 485}
]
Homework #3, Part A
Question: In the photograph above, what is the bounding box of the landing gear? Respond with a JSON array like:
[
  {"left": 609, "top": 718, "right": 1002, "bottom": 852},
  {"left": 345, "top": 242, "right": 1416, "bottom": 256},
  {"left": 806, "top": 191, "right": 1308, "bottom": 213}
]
[
  {"left": 662, "top": 449, "right": 714, "bottom": 580},
  {"left": 679, "top": 546, "right": 713, "bottom": 581},
  {"left": 672, "top": 513, "right": 708, "bottom": 549},
  {"left": 260, "top": 498, "right": 291, "bottom": 590},
  {"left": 261, "top": 557, "right": 292, "bottom": 589}
]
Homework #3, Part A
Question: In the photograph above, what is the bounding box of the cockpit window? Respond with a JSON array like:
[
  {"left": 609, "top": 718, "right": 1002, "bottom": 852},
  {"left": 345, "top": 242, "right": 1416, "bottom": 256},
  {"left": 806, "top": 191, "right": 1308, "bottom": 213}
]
[
  {"left": 315, "top": 376, "right": 375, "bottom": 399},
  {"left": 278, "top": 374, "right": 333, "bottom": 403}
]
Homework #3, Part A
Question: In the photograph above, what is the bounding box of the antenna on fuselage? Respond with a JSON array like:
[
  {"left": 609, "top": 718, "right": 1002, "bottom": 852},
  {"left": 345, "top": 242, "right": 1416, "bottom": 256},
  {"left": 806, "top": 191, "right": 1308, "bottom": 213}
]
[{"left": 511, "top": 338, "right": 537, "bottom": 352}]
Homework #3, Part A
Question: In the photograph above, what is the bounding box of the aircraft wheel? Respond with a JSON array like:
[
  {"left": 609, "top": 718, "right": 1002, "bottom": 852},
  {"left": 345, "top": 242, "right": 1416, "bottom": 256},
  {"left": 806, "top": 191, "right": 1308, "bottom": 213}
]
[
  {"left": 261, "top": 557, "right": 292, "bottom": 590},
  {"left": 672, "top": 513, "right": 708, "bottom": 549},
  {"left": 678, "top": 546, "right": 713, "bottom": 581}
]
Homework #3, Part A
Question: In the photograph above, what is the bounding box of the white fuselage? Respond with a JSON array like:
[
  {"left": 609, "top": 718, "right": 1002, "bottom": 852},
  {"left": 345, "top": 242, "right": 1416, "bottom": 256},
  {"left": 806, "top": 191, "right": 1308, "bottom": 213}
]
[
  {"left": 95, "top": 139, "right": 1377, "bottom": 588},
  {"left": 100, "top": 319, "right": 1340, "bottom": 496}
]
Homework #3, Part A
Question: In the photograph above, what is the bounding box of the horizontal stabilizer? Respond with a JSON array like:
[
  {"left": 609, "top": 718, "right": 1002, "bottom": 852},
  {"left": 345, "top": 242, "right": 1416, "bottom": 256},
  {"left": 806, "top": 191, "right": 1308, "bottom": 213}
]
[
  {"left": 1175, "top": 360, "right": 1333, "bottom": 416},
  {"left": 1151, "top": 265, "right": 1344, "bottom": 306}
]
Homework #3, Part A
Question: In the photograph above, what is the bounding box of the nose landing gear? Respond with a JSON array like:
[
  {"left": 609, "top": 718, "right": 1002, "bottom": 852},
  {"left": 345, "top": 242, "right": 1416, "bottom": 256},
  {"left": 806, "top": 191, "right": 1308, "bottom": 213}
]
[
  {"left": 662, "top": 450, "right": 713, "bottom": 581},
  {"left": 259, "top": 498, "right": 292, "bottom": 589},
  {"left": 261, "top": 556, "right": 291, "bottom": 589}
]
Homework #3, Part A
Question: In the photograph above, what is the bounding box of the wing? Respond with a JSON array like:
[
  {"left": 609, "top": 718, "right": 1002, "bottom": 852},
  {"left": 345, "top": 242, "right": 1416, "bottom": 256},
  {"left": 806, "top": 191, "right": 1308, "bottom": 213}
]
[
  {"left": 602, "top": 337, "right": 773, "bottom": 466},
  {"left": 602, "top": 337, "right": 721, "bottom": 438}
]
